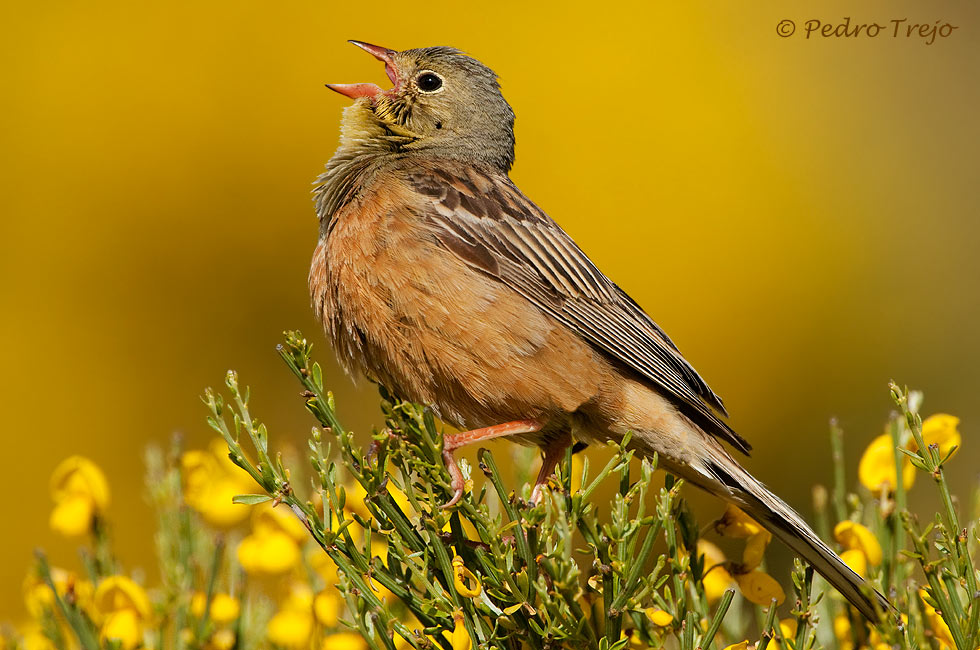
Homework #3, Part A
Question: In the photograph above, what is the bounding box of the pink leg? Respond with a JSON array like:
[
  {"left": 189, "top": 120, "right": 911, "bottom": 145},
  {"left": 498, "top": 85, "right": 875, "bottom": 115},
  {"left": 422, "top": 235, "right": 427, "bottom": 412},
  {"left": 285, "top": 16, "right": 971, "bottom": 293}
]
[
  {"left": 530, "top": 434, "right": 573, "bottom": 504},
  {"left": 442, "top": 419, "right": 544, "bottom": 508}
]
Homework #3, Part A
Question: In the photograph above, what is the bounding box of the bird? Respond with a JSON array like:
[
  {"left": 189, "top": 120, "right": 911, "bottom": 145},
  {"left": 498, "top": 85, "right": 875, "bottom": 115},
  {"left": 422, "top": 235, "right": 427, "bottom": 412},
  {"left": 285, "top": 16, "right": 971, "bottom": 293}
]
[{"left": 309, "top": 40, "right": 890, "bottom": 621}]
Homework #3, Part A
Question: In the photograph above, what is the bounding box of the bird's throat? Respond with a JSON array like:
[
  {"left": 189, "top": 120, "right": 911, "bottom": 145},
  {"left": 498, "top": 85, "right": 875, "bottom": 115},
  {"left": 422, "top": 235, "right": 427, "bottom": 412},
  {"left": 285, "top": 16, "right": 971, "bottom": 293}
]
[{"left": 312, "top": 101, "right": 412, "bottom": 229}]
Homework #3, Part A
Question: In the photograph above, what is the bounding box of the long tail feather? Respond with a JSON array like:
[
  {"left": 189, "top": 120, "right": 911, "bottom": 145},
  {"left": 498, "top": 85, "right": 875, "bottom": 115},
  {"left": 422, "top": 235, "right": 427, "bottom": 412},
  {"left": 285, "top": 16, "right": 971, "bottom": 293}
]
[{"left": 672, "top": 443, "right": 891, "bottom": 621}]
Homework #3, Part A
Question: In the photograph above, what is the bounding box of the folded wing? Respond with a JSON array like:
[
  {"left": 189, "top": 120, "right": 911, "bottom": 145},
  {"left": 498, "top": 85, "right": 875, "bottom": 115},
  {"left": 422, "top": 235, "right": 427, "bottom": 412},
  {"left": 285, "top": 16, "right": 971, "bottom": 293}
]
[{"left": 406, "top": 164, "right": 750, "bottom": 455}]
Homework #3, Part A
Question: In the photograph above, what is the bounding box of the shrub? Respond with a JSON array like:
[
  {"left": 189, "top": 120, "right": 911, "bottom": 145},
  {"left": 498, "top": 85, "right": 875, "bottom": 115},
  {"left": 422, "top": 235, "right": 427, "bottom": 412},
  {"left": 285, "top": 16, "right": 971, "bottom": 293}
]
[{"left": 11, "top": 332, "right": 977, "bottom": 650}]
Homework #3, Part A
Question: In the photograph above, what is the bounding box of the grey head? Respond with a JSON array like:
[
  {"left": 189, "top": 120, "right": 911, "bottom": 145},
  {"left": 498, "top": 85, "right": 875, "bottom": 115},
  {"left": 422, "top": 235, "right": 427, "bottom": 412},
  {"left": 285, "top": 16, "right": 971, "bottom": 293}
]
[{"left": 327, "top": 41, "right": 516, "bottom": 173}]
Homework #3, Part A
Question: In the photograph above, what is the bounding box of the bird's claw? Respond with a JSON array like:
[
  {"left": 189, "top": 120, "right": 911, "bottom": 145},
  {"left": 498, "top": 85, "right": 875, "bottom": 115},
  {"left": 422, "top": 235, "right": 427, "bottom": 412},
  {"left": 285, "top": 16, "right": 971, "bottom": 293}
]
[
  {"left": 441, "top": 448, "right": 465, "bottom": 509},
  {"left": 442, "top": 487, "right": 464, "bottom": 509},
  {"left": 529, "top": 481, "right": 547, "bottom": 505}
]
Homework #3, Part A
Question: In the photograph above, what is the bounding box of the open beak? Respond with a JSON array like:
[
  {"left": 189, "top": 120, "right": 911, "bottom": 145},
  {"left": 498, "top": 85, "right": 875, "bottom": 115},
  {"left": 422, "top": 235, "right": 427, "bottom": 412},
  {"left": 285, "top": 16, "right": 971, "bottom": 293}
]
[{"left": 326, "top": 40, "right": 400, "bottom": 100}]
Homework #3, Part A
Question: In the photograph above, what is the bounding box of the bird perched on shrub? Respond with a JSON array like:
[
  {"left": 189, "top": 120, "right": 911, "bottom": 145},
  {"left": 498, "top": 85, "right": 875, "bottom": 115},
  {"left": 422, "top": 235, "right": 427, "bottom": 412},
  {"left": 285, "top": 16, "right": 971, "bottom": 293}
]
[{"left": 309, "top": 40, "right": 889, "bottom": 621}]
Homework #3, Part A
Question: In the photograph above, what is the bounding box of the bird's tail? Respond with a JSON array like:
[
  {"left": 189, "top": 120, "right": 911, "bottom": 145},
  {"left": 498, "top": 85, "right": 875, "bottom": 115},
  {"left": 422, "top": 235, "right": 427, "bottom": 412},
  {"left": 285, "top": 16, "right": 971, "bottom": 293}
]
[{"left": 677, "top": 443, "right": 891, "bottom": 621}]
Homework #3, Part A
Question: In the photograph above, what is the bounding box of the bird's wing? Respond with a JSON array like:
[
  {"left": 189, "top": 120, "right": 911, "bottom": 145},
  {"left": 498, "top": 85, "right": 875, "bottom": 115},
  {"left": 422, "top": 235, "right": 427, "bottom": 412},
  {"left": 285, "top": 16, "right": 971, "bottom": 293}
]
[{"left": 404, "top": 164, "right": 751, "bottom": 455}]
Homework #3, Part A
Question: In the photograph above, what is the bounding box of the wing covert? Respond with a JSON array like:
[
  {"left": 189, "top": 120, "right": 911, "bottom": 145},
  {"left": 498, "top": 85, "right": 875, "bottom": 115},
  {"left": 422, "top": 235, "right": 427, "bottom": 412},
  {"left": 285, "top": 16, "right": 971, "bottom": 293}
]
[{"left": 405, "top": 164, "right": 750, "bottom": 454}]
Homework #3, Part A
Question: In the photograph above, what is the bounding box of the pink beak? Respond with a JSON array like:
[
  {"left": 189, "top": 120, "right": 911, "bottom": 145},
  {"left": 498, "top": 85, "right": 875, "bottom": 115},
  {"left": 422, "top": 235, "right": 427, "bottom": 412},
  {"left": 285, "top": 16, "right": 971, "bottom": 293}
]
[{"left": 326, "top": 40, "right": 400, "bottom": 100}]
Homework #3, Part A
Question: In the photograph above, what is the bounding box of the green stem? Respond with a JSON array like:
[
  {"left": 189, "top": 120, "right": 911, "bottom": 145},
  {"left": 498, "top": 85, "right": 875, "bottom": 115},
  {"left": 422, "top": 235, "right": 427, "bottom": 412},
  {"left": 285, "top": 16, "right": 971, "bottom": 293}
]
[
  {"left": 609, "top": 521, "right": 662, "bottom": 612},
  {"left": 893, "top": 383, "right": 979, "bottom": 598},
  {"left": 830, "top": 420, "right": 848, "bottom": 524},
  {"left": 36, "top": 552, "right": 101, "bottom": 650},
  {"left": 192, "top": 538, "right": 224, "bottom": 646},
  {"left": 600, "top": 538, "right": 620, "bottom": 644},
  {"left": 478, "top": 449, "right": 534, "bottom": 575},
  {"left": 756, "top": 599, "right": 779, "bottom": 650},
  {"left": 887, "top": 416, "right": 907, "bottom": 591},
  {"left": 699, "top": 588, "right": 735, "bottom": 650}
]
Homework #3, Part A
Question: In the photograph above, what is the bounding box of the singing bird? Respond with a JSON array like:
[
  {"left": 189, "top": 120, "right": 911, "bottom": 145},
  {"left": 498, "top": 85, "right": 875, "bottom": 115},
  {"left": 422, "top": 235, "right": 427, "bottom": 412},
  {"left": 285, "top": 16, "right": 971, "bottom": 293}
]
[{"left": 310, "top": 40, "right": 889, "bottom": 620}]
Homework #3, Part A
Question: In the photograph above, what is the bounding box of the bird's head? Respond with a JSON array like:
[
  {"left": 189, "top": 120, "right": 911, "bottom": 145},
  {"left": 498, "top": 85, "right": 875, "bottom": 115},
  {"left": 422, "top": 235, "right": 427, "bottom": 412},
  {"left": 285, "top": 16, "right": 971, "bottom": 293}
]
[{"left": 327, "top": 41, "right": 516, "bottom": 172}]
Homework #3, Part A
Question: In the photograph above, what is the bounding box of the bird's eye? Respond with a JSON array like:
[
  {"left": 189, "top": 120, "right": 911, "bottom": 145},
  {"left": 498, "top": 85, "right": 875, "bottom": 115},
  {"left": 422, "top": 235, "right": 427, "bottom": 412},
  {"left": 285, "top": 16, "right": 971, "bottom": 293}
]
[{"left": 416, "top": 71, "right": 443, "bottom": 93}]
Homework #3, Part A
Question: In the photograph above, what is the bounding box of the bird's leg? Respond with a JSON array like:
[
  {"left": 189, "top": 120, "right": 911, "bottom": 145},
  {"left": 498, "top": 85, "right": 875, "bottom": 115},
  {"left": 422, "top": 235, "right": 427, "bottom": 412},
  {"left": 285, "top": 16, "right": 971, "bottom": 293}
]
[
  {"left": 530, "top": 433, "right": 572, "bottom": 504},
  {"left": 441, "top": 418, "right": 544, "bottom": 508}
]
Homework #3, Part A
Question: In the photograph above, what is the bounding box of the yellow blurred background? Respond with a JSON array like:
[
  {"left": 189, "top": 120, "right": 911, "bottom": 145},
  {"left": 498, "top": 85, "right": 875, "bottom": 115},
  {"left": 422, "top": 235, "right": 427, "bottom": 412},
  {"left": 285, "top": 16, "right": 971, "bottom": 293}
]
[{"left": 2, "top": 0, "right": 977, "bottom": 617}]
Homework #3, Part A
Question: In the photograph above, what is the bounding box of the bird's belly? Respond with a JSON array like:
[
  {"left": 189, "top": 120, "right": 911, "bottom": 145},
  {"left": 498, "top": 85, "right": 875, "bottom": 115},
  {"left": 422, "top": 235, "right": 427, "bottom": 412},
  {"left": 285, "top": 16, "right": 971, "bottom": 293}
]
[{"left": 310, "top": 197, "right": 603, "bottom": 434}]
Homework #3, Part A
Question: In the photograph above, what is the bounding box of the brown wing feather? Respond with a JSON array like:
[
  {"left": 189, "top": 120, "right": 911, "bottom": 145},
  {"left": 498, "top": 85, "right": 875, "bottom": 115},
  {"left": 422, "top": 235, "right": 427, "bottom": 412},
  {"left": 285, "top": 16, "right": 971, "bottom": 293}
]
[{"left": 404, "top": 163, "right": 751, "bottom": 455}]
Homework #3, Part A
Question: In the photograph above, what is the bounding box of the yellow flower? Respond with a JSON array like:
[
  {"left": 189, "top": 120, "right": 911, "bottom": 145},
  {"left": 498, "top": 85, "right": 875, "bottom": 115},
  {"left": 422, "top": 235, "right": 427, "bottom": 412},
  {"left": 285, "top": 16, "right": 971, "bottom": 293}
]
[
  {"left": 181, "top": 440, "right": 255, "bottom": 528},
  {"left": 779, "top": 618, "right": 797, "bottom": 641},
  {"left": 697, "top": 540, "right": 735, "bottom": 603},
  {"left": 314, "top": 590, "right": 341, "bottom": 627},
  {"left": 914, "top": 414, "right": 961, "bottom": 461},
  {"left": 267, "top": 583, "right": 315, "bottom": 648},
  {"left": 310, "top": 549, "right": 338, "bottom": 586},
  {"left": 715, "top": 505, "right": 763, "bottom": 538},
  {"left": 190, "top": 591, "right": 208, "bottom": 616},
  {"left": 627, "top": 631, "right": 647, "bottom": 649},
  {"left": 267, "top": 609, "right": 313, "bottom": 648},
  {"left": 765, "top": 618, "right": 799, "bottom": 650},
  {"left": 388, "top": 482, "right": 412, "bottom": 514},
  {"left": 834, "top": 521, "right": 883, "bottom": 566},
  {"left": 722, "top": 643, "right": 748, "bottom": 650},
  {"left": 452, "top": 555, "right": 482, "bottom": 598},
  {"left": 210, "top": 593, "right": 240, "bottom": 625},
  {"left": 238, "top": 529, "right": 300, "bottom": 575},
  {"left": 94, "top": 576, "right": 152, "bottom": 620},
  {"left": 838, "top": 549, "right": 867, "bottom": 578},
  {"left": 858, "top": 433, "right": 915, "bottom": 495},
  {"left": 49, "top": 456, "right": 110, "bottom": 537},
  {"left": 440, "top": 514, "right": 481, "bottom": 541},
  {"left": 391, "top": 614, "right": 424, "bottom": 650},
  {"left": 19, "top": 624, "right": 58, "bottom": 650},
  {"left": 361, "top": 540, "right": 397, "bottom": 602},
  {"left": 343, "top": 481, "right": 375, "bottom": 520},
  {"left": 322, "top": 632, "right": 368, "bottom": 650},
  {"left": 94, "top": 576, "right": 151, "bottom": 650},
  {"left": 49, "top": 494, "right": 96, "bottom": 537},
  {"left": 714, "top": 506, "right": 774, "bottom": 577},
  {"left": 190, "top": 592, "right": 240, "bottom": 625},
  {"left": 741, "top": 530, "right": 773, "bottom": 571},
  {"left": 24, "top": 579, "right": 56, "bottom": 619},
  {"left": 645, "top": 608, "right": 673, "bottom": 626},
  {"left": 448, "top": 611, "right": 471, "bottom": 650},
  {"left": 199, "top": 478, "right": 255, "bottom": 528},
  {"left": 734, "top": 571, "right": 785, "bottom": 606},
  {"left": 102, "top": 609, "right": 142, "bottom": 650},
  {"left": 371, "top": 538, "right": 389, "bottom": 564},
  {"left": 182, "top": 449, "right": 218, "bottom": 495},
  {"left": 51, "top": 456, "right": 111, "bottom": 509},
  {"left": 207, "top": 628, "right": 236, "bottom": 650},
  {"left": 833, "top": 615, "right": 856, "bottom": 650},
  {"left": 237, "top": 503, "right": 308, "bottom": 575},
  {"left": 255, "top": 501, "right": 309, "bottom": 543},
  {"left": 283, "top": 581, "right": 315, "bottom": 610},
  {"left": 24, "top": 567, "right": 94, "bottom": 619},
  {"left": 919, "top": 589, "right": 955, "bottom": 648}
]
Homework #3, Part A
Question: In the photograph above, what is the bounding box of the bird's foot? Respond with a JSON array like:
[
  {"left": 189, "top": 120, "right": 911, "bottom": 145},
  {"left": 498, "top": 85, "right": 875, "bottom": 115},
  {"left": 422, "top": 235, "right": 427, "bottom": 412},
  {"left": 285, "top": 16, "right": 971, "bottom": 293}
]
[
  {"left": 442, "top": 448, "right": 466, "bottom": 508},
  {"left": 528, "top": 434, "right": 572, "bottom": 505},
  {"left": 529, "top": 481, "right": 548, "bottom": 505},
  {"left": 438, "top": 419, "right": 545, "bottom": 509}
]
